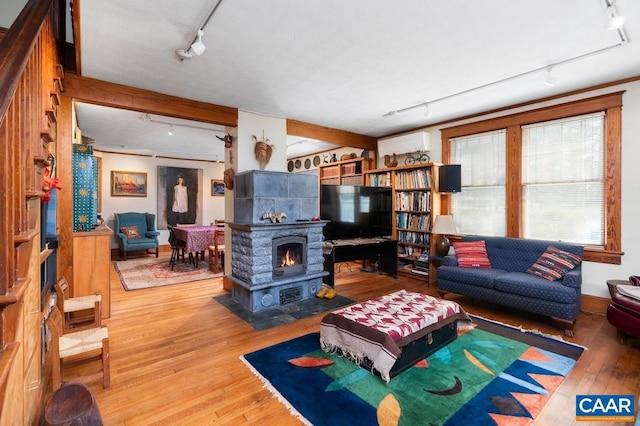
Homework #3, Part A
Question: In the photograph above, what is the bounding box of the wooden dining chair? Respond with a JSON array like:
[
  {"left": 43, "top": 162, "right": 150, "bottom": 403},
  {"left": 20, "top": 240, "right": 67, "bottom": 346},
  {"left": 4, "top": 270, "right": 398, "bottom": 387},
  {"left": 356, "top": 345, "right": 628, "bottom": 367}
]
[
  {"left": 54, "top": 277, "right": 101, "bottom": 332},
  {"left": 208, "top": 228, "right": 225, "bottom": 273},
  {"left": 46, "top": 306, "right": 110, "bottom": 390}
]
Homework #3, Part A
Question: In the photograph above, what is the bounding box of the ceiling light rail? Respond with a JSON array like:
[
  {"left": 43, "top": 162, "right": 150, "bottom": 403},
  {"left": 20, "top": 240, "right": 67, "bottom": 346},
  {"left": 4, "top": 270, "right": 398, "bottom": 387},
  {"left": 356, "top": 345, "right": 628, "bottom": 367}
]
[
  {"left": 384, "top": 0, "right": 629, "bottom": 119},
  {"left": 383, "top": 43, "right": 629, "bottom": 118},
  {"left": 140, "top": 113, "right": 224, "bottom": 135}
]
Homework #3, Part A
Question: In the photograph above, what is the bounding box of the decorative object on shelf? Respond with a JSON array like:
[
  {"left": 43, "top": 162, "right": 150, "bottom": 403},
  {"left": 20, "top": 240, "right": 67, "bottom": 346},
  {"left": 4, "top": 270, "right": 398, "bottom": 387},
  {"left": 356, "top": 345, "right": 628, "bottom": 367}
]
[
  {"left": 262, "top": 211, "right": 287, "bottom": 223},
  {"left": 253, "top": 135, "right": 273, "bottom": 170},
  {"left": 384, "top": 153, "right": 398, "bottom": 168},
  {"left": 304, "top": 158, "right": 311, "bottom": 169},
  {"left": 216, "top": 133, "right": 233, "bottom": 148},
  {"left": 211, "top": 179, "right": 225, "bottom": 196},
  {"left": 404, "top": 150, "right": 431, "bottom": 166},
  {"left": 340, "top": 153, "right": 357, "bottom": 161},
  {"left": 432, "top": 214, "right": 458, "bottom": 257},
  {"left": 42, "top": 166, "right": 61, "bottom": 203},
  {"left": 223, "top": 167, "right": 234, "bottom": 190},
  {"left": 313, "top": 155, "right": 321, "bottom": 166}
]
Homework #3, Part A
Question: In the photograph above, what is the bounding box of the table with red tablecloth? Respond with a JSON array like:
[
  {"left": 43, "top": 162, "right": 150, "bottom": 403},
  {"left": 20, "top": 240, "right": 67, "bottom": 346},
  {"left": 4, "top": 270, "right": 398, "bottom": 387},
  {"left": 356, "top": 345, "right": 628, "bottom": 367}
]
[{"left": 173, "top": 225, "right": 222, "bottom": 267}]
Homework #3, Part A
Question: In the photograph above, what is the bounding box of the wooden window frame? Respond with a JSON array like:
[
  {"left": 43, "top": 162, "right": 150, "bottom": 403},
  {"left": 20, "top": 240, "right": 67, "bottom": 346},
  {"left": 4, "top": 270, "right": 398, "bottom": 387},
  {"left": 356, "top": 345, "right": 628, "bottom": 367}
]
[{"left": 441, "top": 92, "right": 623, "bottom": 264}]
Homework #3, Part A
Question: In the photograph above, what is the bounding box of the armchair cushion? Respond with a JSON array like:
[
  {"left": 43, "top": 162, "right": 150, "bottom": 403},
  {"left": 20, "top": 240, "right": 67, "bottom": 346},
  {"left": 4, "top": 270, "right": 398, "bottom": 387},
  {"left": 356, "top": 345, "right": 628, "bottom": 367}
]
[{"left": 120, "top": 225, "right": 141, "bottom": 239}]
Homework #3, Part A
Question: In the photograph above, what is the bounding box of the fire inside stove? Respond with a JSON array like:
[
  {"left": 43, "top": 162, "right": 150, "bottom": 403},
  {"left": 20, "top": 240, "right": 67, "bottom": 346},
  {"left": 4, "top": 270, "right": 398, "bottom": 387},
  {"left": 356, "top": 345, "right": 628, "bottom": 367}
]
[{"left": 273, "top": 237, "right": 306, "bottom": 278}]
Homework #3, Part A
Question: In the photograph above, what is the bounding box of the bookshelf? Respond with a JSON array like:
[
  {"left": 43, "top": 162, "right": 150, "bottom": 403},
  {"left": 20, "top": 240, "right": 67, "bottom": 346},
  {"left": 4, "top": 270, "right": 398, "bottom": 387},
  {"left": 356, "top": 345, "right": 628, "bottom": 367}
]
[
  {"left": 319, "top": 157, "right": 374, "bottom": 185},
  {"left": 365, "top": 162, "right": 441, "bottom": 281}
]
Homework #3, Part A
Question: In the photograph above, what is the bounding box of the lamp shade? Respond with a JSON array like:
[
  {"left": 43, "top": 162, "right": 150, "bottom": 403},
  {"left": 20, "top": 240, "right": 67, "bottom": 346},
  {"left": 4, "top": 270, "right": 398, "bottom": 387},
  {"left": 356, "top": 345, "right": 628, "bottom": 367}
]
[{"left": 431, "top": 215, "right": 457, "bottom": 235}]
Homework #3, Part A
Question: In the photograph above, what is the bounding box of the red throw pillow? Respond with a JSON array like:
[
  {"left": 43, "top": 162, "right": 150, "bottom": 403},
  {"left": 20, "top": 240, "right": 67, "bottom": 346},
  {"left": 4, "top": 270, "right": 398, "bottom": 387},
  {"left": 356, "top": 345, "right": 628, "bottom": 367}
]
[
  {"left": 527, "top": 246, "right": 582, "bottom": 281},
  {"left": 120, "top": 225, "right": 140, "bottom": 239},
  {"left": 452, "top": 241, "right": 491, "bottom": 268}
]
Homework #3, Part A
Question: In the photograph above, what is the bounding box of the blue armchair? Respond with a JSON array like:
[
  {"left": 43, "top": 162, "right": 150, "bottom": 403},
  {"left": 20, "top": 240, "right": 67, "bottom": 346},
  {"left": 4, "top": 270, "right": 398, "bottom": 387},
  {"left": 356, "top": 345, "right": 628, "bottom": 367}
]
[{"left": 114, "top": 212, "right": 160, "bottom": 260}]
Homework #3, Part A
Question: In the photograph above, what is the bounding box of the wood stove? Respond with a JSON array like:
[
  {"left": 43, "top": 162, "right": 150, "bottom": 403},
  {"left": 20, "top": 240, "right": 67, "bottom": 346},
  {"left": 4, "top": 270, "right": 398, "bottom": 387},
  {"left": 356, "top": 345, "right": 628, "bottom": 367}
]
[{"left": 228, "top": 170, "right": 328, "bottom": 312}]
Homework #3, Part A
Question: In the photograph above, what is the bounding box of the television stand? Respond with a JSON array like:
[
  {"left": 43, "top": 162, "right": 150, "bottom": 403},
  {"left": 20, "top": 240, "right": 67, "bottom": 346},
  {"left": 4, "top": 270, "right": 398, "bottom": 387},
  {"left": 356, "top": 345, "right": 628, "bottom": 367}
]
[{"left": 323, "top": 238, "right": 398, "bottom": 287}]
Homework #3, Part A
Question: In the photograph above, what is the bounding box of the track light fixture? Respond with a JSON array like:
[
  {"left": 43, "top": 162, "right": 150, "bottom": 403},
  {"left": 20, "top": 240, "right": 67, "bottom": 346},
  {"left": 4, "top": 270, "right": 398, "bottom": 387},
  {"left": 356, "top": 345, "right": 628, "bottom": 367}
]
[
  {"left": 544, "top": 67, "right": 558, "bottom": 86},
  {"left": 191, "top": 30, "right": 206, "bottom": 56},
  {"left": 605, "top": 5, "right": 625, "bottom": 30},
  {"left": 175, "top": 0, "right": 224, "bottom": 61},
  {"left": 168, "top": 125, "right": 174, "bottom": 136}
]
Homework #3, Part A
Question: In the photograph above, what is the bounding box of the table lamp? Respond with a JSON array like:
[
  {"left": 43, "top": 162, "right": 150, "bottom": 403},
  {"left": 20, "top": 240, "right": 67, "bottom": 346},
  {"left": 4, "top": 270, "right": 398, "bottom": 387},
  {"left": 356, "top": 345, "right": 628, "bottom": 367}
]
[{"left": 431, "top": 215, "right": 457, "bottom": 257}]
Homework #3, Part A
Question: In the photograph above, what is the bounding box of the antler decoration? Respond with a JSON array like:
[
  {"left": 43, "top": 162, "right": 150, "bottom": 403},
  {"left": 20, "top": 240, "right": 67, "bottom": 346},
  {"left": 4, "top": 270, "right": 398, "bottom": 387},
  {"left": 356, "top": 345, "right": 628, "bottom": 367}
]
[
  {"left": 216, "top": 133, "right": 233, "bottom": 148},
  {"left": 253, "top": 134, "right": 274, "bottom": 170}
]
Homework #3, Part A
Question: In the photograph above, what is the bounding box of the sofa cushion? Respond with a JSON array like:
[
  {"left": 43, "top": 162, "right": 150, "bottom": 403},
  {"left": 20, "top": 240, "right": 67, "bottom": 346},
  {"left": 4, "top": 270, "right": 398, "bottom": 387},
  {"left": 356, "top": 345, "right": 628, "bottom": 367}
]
[
  {"left": 526, "top": 246, "right": 582, "bottom": 281},
  {"left": 494, "top": 272, "right": 578, "bottom": 304},
  {"left": 120, "top": 225, "right": 141, "bottom": 239},
  {"left": 437, "top": 266, "right": 506, "bottom": 289},
  {"left": 452, "top": 240, "right": 491, "bottom": 268}
]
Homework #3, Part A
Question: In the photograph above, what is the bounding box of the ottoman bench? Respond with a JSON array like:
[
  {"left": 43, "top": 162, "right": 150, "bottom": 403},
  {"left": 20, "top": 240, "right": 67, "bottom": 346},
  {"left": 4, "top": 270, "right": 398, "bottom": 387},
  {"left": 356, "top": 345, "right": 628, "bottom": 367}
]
[{"left": 320, "top": 289, "right": 469, "bottom": 382}]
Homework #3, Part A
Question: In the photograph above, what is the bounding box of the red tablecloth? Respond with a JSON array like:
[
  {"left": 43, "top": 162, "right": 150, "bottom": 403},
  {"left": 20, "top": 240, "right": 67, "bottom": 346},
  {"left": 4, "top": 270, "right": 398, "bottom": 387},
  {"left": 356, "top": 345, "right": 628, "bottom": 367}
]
[{"left": 173, "top": 225, "right": 220, "bottom": 254}]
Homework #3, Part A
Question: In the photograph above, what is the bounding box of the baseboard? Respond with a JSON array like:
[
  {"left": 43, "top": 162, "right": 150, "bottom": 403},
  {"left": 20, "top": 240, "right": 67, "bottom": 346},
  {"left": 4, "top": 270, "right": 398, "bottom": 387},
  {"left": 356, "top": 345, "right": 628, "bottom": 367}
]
[
  {"left": 582, "top": 293, "right": 610, "bottom": 315},
  {"left": 223, "top": 276, "right": 233, "bottom": 291}
]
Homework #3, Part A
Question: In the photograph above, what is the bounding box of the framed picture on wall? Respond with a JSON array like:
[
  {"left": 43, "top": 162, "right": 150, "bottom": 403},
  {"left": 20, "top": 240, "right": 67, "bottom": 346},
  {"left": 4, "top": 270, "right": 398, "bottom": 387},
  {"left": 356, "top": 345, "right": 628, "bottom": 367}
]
[
  {"left": 111, "top": 171, "right": 147, "bottom": 197},
  {"left": 211, "top": 179, "right": 225, "bottom": 196}
]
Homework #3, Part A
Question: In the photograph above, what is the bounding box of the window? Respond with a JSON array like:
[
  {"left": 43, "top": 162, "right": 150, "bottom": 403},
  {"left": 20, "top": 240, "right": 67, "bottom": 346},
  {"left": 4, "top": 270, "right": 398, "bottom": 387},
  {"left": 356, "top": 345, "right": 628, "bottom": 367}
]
[
  {"left": 450, "top": 130, "right": 506, "bottom": 236},
  {"left": 522, "top": 113, "right": 604, "bottom": 245},
  {"left": 441, "top": 92, "right": 623, "bottom": 264}
]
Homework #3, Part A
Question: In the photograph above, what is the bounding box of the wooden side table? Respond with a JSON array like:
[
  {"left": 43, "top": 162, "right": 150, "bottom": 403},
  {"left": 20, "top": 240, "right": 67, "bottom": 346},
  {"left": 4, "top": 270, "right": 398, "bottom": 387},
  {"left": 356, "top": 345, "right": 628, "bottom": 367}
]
[{"left": 607, "top": 279, "right": 630, "bottom": 299}]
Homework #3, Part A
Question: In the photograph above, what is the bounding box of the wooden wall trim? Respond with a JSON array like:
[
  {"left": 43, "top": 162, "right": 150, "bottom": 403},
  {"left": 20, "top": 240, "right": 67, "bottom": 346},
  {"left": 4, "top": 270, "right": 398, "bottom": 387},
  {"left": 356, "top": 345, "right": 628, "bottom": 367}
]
[
  {"left": 287, "top": 119, "right": 376, "bottom": 150},
  {"left": 64, "top": 74, "right": 239, "bottom": 127},
  {"left": 441, "top": 91, "right": 624, "bottom": 140}
]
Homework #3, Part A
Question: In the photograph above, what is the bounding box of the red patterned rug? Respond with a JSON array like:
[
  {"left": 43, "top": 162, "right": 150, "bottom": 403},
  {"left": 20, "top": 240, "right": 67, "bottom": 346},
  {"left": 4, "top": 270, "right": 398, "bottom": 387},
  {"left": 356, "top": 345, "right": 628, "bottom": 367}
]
[{"left": 114, "top": 256, "right": 222, "bottom": 290}]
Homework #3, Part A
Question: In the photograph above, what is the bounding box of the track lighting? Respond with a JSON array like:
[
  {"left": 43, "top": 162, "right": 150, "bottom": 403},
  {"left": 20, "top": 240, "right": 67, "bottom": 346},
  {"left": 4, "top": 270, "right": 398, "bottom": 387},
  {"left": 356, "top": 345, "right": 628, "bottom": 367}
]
[
  {"left": 605, "top": 5, "right": 625, "bottom": 30},
  {"left": 190, "top": 30, "right": 206, "bottom": 56},
  {"left": 168, "top": 125, "right": 174, "bottom": 136},
  {"left": 544, "top": 67, "right": 558, "bottom": 86},
  {"left": 175, "top": 0, "right": 224, "bottom": 61},
  {"left": 424, "top": 104, "right": 432, "bottom": 118}
]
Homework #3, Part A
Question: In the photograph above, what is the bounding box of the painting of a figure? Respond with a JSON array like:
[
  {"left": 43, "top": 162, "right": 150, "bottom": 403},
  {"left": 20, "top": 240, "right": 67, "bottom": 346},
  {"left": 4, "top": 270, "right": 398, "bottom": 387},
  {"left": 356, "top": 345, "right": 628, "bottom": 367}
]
[{"left": 157, "top": 166, "right": 203, "bottom": 229}]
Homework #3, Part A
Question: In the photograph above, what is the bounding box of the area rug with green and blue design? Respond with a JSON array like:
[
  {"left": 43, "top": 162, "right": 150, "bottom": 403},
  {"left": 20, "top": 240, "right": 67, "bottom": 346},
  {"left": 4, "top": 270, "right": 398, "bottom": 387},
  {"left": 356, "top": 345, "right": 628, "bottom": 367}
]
[{"left": 241, "top": 315, "right": 585, "bottom": 425}]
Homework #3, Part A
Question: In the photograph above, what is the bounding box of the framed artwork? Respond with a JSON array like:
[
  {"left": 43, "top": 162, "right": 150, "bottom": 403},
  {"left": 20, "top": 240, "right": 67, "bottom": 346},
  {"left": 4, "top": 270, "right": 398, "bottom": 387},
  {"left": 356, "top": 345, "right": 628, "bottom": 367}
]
[
  {"left": 110, "top": 171, "right": 147, "bottom": 197},
  {"left": 211, "top": 179, "right": 225, "bottom": 196},
  {"left": 157, "top": 166, "right": 203, "bottom": 229}
]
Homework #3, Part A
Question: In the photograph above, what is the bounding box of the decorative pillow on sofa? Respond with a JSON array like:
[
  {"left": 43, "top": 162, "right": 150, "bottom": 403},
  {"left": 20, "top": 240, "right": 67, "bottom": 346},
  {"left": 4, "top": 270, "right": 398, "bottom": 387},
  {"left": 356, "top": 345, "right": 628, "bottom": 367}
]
[
  {"left": 527, "top": 246, "right": 582, "bottom": 281},
  {"left": 120, "top": 225, "right": 141, "bottom": 239},
  {"left": 452, "top": 240, "right": 491, "bottom": 268}
]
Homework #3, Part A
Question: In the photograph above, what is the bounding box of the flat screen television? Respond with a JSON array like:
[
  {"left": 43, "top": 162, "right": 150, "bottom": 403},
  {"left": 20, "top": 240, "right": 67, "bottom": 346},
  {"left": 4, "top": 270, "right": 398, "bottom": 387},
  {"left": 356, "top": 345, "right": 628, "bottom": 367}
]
[{"left": 321, "top": 185, "right": 393, "bottom": 241}]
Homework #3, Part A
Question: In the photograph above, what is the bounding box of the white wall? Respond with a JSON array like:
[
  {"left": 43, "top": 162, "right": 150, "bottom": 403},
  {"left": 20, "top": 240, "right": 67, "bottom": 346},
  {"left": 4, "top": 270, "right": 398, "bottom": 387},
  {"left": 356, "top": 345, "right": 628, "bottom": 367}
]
[
  {"left": 386, "top": 81, "right": 640, "bottom": 298},
  {"left": 97, "top": 151, "right": 226, "bottom": 248}
]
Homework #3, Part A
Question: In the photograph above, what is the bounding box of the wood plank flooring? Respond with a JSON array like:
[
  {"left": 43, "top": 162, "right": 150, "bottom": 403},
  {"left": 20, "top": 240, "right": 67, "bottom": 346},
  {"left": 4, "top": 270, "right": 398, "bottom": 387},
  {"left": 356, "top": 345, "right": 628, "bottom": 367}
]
[{"left": 62, "top": 258, "right": 639, "bottom": 425}]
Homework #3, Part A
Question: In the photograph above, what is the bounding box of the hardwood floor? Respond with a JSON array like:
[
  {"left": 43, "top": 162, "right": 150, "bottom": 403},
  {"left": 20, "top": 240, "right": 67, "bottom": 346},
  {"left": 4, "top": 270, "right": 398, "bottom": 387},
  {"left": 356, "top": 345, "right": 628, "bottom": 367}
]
[{"left": 62, "top": 258, "right": 639, "bottom": 425}]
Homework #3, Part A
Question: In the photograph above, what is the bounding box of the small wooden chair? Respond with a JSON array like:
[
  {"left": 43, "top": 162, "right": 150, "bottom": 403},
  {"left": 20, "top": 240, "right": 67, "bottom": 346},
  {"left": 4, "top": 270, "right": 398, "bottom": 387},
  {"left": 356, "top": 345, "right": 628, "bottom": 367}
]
[
  {"left": 208, "top": 228, "right": 225, "bottom": 273},
  {"left": 54, "top": 278, "right": 101, "bottom": 332},
  {"left": 46, "top": 306, "right": 110, "bottom": 390}
]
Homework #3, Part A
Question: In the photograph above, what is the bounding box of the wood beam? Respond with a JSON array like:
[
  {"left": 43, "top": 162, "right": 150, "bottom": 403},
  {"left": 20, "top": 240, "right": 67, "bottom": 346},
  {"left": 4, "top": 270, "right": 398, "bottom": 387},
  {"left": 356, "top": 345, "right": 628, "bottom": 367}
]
[
  {"left": 64, "top": 74, "right": 238, "bottom": 127},
  {"left": 287, "top": 119, "right": 376, "bottom": 150}
]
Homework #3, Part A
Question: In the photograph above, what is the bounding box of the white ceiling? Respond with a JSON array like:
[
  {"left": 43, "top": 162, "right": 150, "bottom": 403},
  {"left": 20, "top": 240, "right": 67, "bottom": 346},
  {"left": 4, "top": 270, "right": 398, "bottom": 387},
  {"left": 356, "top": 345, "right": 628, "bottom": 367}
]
[{"left": 70, "top": 0, "right": 640, "bottom": 160}]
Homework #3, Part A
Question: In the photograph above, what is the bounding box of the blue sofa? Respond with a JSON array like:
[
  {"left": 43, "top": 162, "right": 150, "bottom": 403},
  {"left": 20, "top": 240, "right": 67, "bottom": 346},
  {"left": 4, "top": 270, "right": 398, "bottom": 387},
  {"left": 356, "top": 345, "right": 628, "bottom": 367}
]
[
  {"left": 114, "top": 212, "right": 160, "bottom": 260},
  {"left": 437, "top": 235, "right": 583, "bottom": 336}
]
